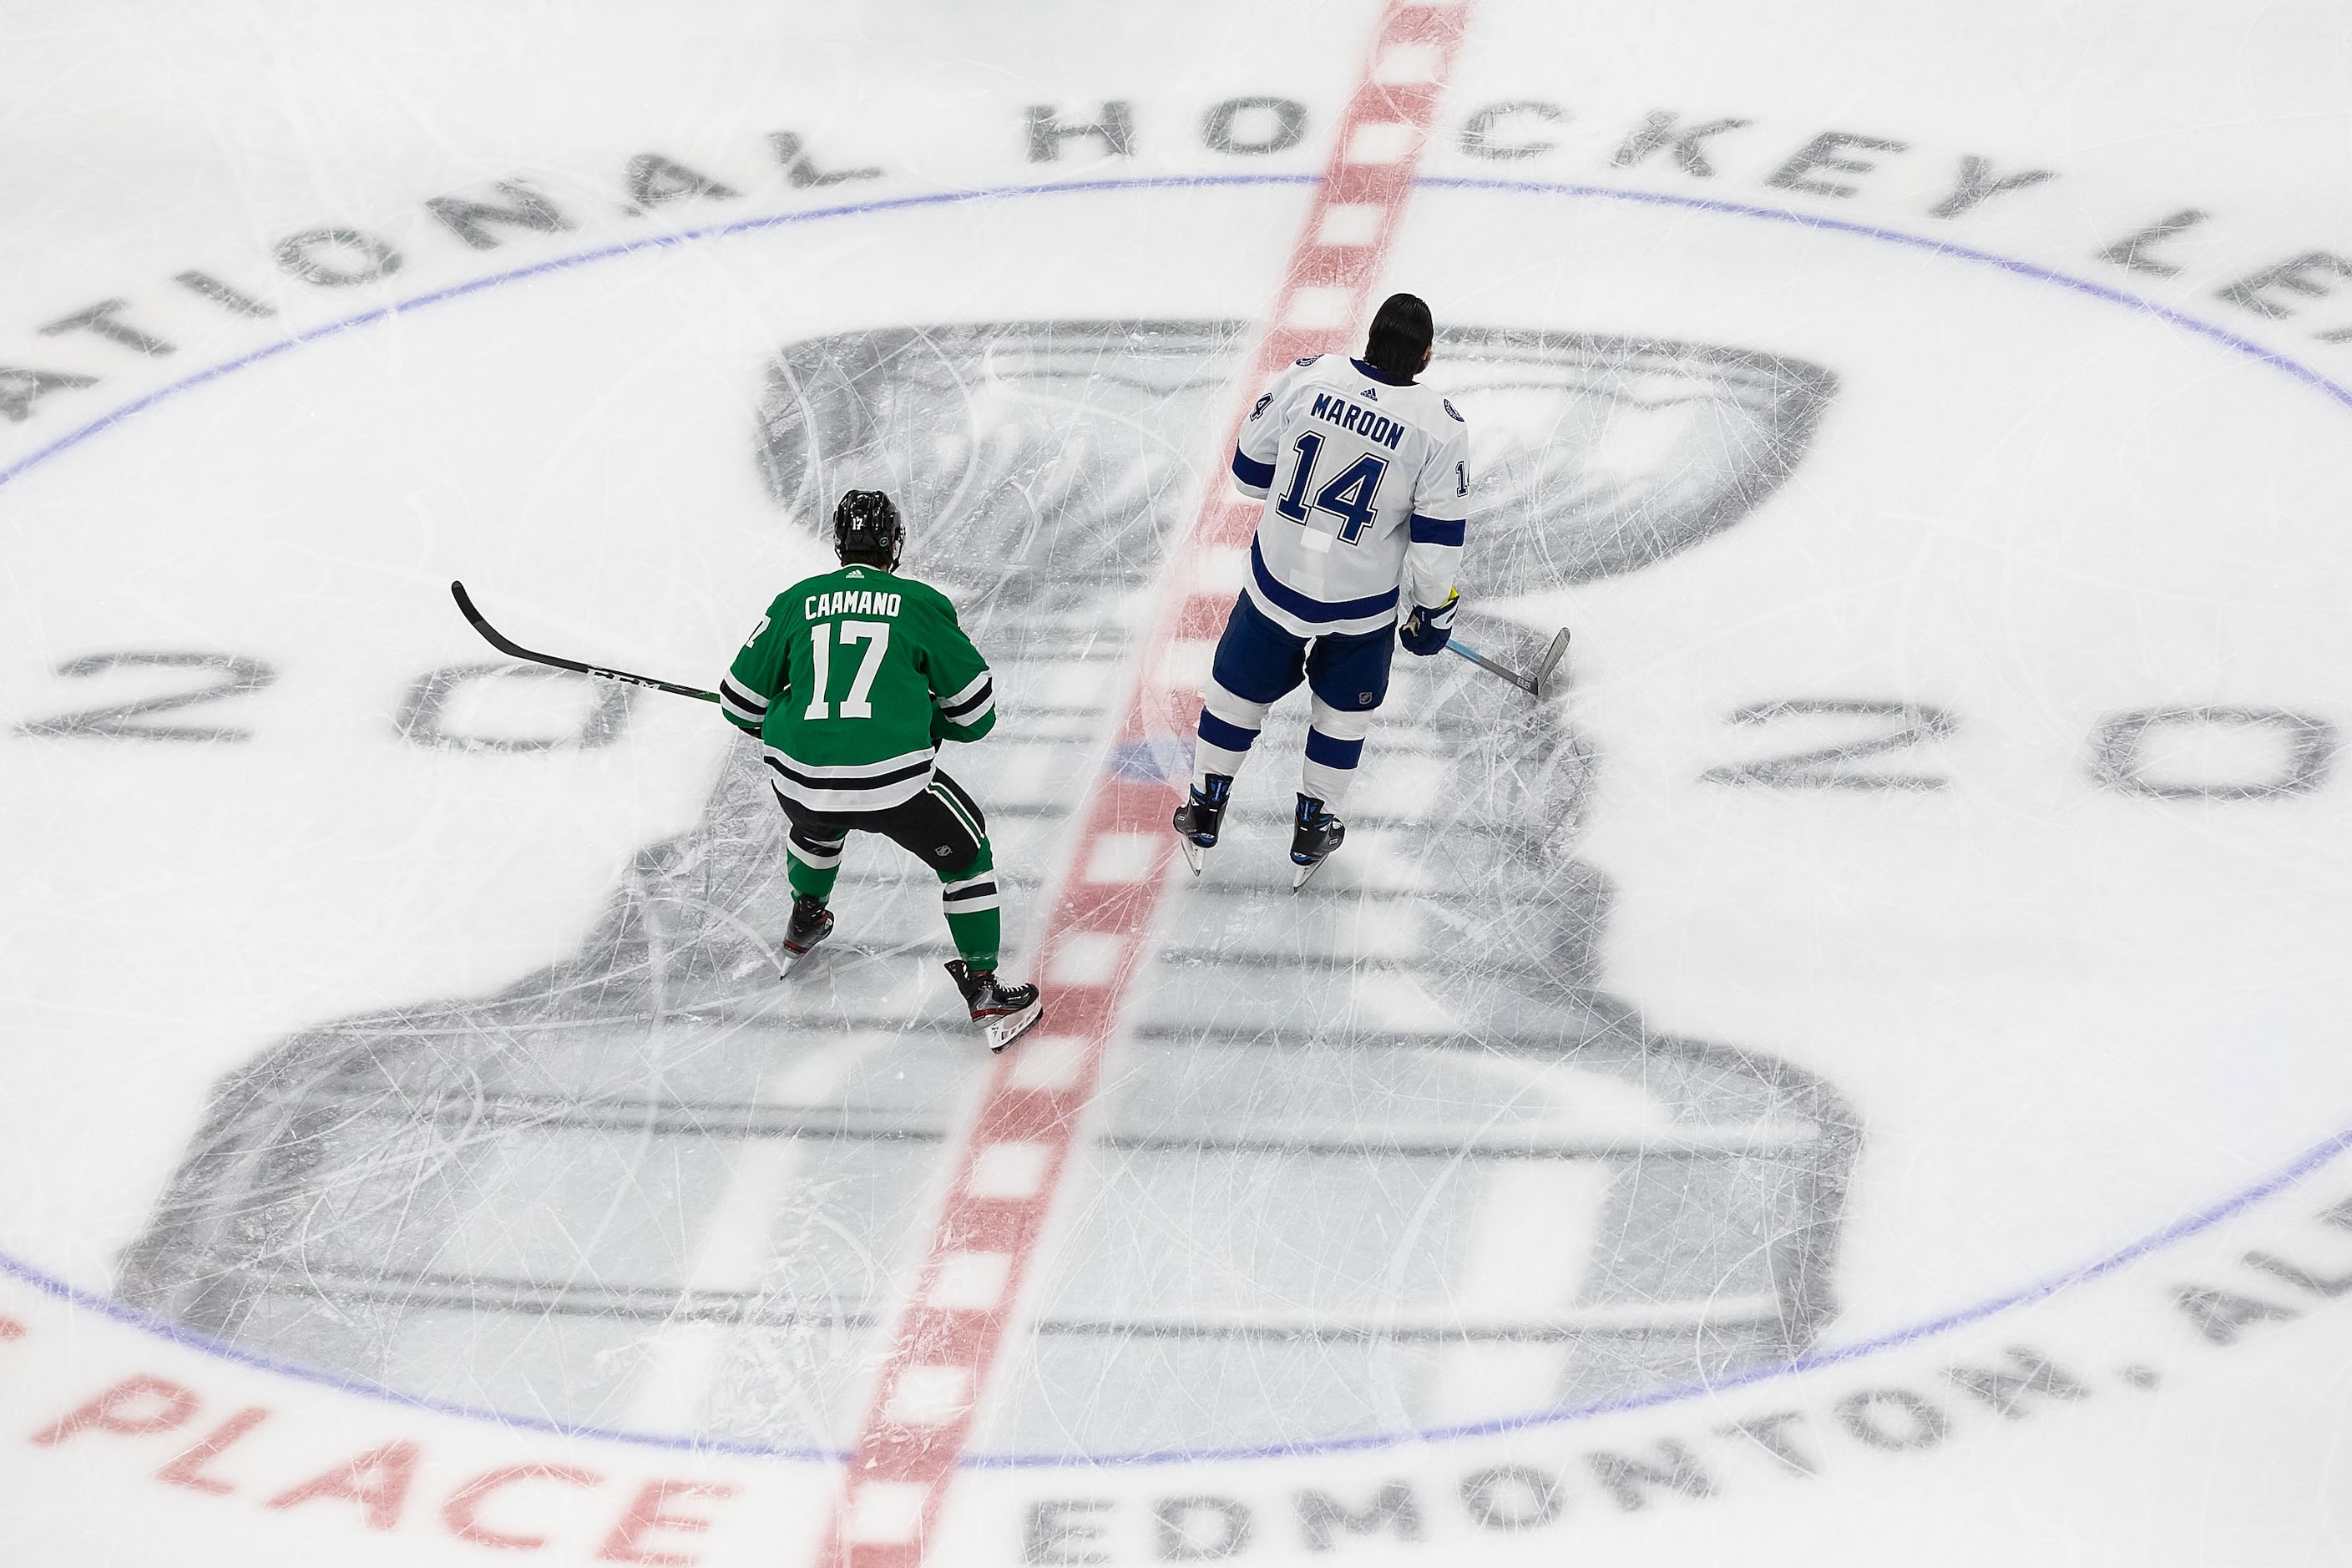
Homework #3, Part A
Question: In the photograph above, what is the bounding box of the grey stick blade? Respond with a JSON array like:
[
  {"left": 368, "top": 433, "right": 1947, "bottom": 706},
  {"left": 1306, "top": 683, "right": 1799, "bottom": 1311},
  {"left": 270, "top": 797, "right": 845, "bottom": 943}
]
[
  {"left": 1444, "top": 638, "right": 1535, "bottom": 694},
  {"left": 1532, "top": 627, "right": 1572, "bottom": 700}
]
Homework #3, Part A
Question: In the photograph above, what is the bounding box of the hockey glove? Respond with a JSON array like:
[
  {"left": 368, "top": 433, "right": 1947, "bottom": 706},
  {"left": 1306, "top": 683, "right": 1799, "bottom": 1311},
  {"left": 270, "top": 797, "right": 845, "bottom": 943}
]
[{"left": 1399, "top": 589, "right": 1459, "bottom": 656}]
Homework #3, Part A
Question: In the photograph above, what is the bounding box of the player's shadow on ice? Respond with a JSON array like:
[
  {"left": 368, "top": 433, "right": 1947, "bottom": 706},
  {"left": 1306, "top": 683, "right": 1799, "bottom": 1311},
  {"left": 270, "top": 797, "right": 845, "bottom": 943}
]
[{"left": 119, "top": 320, "right": 1859, "bottom": 1458}]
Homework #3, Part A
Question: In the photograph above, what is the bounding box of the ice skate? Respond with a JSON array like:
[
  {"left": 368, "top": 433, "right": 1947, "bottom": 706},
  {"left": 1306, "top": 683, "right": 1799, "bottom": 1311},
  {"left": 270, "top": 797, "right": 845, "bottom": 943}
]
[
  {"left": 776, "top": 894, "right": 834, "bottom": 975},
  {"left": 1171, "top": 774, "right": 1232, "bottom": 874},
  {"left": 1289, "top": 795, "right": 1345, "bottom": 890},
  {"left": 945, "top": 959, "right": 1044, "bottom": 1052}
]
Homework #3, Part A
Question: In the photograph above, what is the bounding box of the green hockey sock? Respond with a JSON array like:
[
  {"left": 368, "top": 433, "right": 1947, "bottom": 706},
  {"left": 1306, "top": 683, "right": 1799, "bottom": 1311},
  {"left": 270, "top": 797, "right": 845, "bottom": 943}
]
[
  {"left": 938, "top": 842, "right": 1000, "bottom": 970},
  {"left": 943, "top": 908, "right": 1001, "bottom": 971}
]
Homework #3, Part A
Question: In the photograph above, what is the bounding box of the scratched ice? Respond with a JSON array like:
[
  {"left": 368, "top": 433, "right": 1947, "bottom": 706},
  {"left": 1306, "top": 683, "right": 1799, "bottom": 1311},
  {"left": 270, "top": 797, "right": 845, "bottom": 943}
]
[{"left": 119, "top": 320, "right": 1856, "bottom": 1458}]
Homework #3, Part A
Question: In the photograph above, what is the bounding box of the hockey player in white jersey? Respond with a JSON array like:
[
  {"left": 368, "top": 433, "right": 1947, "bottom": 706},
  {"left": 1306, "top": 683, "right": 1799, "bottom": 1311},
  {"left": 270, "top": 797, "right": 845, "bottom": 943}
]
[{"left": 1175, "top": 292, "right": 1470, "bottom": 886}]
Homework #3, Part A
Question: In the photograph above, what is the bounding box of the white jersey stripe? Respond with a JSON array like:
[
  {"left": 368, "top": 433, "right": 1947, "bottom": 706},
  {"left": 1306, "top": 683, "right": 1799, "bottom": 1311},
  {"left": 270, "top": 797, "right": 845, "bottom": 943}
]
[
  {"left": 940, "top": 691, "right": 995, "bottom": 726},
  {"left": 764, "top": 745, "right": 935, "bottom": 781},
  {"left": 938, "top": 670, "right": 991, "bottom": 709}
]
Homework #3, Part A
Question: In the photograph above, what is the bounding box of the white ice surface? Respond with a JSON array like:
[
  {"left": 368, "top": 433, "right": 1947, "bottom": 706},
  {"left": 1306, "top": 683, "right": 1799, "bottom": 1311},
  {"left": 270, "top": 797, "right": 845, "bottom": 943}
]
[{"left": 5, "top": 3, "right": 2352, "bottom": 1565}]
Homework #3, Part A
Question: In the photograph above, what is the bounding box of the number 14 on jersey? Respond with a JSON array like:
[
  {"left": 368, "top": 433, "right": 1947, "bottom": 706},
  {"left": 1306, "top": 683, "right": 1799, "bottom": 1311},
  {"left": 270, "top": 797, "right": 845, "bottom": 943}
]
[{"left": 1276, "top": 432, "right": 1389, "bottom": 544}]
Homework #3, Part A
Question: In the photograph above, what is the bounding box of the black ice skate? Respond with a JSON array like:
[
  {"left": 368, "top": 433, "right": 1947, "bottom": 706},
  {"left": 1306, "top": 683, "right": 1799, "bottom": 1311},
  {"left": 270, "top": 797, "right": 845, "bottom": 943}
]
[
  {"left": 944, "top": 960, "right": 1044, "bottom": 1052},
  {"left": 1171, "top": 774, "right": 1232, "bottom": 874},
  {"left": 1289, "top": 795, "right": 1345, "bottom": 890},
  {"left": 776, "top": 894, "right": 834, "bottom": 975}
]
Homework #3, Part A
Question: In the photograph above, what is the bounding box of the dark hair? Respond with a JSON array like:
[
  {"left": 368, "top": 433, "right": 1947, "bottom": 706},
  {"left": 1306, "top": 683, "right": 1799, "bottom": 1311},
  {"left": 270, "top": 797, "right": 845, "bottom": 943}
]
[{"left": 1363, "top": 292, "right": 1434, "bottom": 381}]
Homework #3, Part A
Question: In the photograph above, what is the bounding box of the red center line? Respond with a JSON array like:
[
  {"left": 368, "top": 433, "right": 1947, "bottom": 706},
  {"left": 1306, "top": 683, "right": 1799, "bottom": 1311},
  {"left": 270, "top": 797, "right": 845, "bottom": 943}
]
[{"left": 820, "top": 6, "right": 1474, "bottom": 1561}]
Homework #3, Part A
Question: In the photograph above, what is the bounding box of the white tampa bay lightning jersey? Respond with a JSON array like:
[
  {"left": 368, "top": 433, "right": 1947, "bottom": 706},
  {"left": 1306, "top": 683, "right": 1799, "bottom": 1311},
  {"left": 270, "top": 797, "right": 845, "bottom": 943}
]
[{"left": 1230, "top": 354, "right": 1470, "bottom": 638}]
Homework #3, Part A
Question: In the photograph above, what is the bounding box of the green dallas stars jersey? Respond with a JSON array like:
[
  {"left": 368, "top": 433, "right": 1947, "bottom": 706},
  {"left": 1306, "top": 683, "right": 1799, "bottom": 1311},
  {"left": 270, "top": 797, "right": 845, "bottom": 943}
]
[{"left": 719, "top": 564, "right": 996, "bottom": 813}]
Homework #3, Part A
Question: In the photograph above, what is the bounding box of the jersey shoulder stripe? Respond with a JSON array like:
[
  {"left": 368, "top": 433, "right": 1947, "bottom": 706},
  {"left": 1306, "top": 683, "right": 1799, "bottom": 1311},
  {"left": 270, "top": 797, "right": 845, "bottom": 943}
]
[
  {"left": 937, "top": 674, "right": 994, "bottom": 724},
  {"left": 719, "top": 676, "right": 769, "bottom": 730},
  {"left": 938, "top": 670, "right": 990, "bottom": 709}
]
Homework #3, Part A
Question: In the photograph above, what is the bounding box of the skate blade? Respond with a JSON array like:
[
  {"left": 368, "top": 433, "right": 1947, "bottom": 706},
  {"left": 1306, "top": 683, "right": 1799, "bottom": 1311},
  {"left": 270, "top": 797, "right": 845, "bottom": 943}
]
[
  {"left": 1291, "top": 857, "right": 1325, "bottom": 891},
  {"left": 984, "top": 999, "right": 1044, "bottom": 1053},
  {"left": 1180, "top": 838, "right": 1203, "bottom": 875},
  {"left": 775, "top": 933, "right": 830, "bottom": 979}
]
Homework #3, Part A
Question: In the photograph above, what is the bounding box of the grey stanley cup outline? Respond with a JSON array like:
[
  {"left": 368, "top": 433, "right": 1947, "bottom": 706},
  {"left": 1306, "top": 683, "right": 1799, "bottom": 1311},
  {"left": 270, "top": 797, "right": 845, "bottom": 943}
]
[{"left": 116, "top": 318, "right": 1856, "bottom": 1458}]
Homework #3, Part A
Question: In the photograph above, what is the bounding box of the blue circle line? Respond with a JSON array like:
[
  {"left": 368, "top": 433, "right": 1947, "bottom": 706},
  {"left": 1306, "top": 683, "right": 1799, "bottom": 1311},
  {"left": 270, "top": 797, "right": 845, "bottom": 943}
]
[
  {"left": 1420, "top": 174, "right": 2352, "bottom": 416},
  {"left": 8, "top": 169, "right": 2345, "bottom": 497},
  {"left": 5, "top": 168, "right": 2348, "bottom": 1468},
  {"left": 0, "top": 174, "right": 1318, "bottom": 496},
  {"left": 0, "top": 1119, "right": 2343, "bottom": 1469}
]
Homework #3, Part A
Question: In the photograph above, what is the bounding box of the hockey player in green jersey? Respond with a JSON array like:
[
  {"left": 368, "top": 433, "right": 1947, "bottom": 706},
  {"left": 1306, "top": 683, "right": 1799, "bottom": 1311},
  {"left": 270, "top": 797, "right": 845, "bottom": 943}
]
[{"left": 721, "top": 490, "right": 1043, "bottom": 1050}]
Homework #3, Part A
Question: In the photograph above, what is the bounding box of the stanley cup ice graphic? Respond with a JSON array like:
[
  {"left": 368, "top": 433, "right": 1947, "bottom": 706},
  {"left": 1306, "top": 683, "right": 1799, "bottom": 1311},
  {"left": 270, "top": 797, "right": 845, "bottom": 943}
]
[{"left": 119, "top": 320, "right": 1854, "bottom": 1456}]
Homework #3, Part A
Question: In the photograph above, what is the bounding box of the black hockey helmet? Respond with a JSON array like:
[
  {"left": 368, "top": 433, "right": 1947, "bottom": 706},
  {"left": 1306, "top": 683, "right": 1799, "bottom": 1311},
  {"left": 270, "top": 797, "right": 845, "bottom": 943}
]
[{"left": 832, "top": 489, "right": 903, "bottom": 568}]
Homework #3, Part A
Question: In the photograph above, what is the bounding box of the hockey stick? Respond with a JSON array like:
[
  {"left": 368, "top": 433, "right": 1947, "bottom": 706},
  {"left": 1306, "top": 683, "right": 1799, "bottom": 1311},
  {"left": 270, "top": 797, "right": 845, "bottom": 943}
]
[
  {"left": 449, "top": 581, "right": 721, "bottom": 704},
  {"left": 1445, "top": 626, "right": 1571, "bottom": 699}
]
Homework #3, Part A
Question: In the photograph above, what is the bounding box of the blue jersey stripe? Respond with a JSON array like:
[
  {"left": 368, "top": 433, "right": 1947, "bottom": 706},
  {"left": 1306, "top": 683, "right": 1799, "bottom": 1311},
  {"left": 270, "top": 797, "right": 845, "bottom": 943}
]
[
  {"left": 1409, "top": 513, "right": 1466, "bottom": 546},
  {"left": 1249, "top": 539, "right": 1400, "bottom": 623},
  {"left": 1231, "top": 447, "right": 1276, "bottom": 489}
]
